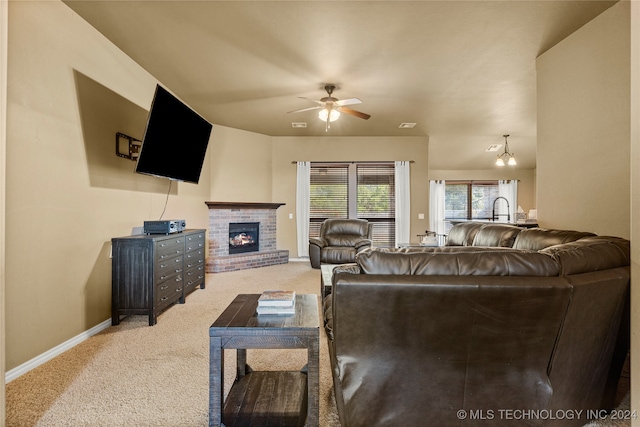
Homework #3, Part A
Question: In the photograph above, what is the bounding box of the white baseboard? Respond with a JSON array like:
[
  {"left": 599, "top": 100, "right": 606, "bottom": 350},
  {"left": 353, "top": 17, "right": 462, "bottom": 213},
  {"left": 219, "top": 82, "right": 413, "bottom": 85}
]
[
  {"left": 289, "top": 257, "right": 310, "bottom": 262},
  {"left": 5, "top": 318, "right": 112, "bottom": 383}
]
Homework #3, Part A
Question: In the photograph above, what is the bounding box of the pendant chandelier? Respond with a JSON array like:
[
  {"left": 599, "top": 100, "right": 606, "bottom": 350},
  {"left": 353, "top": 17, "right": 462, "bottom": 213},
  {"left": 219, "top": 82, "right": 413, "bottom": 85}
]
[{"left": 496, "top": 134, "right": 517, "bottom": 166}]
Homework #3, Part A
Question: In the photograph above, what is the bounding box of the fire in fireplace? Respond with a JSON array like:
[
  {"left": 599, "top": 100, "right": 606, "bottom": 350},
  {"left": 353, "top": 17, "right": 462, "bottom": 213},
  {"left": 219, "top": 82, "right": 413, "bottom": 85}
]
[{"left": 228, "top": 222, "right": 260, "bottom": 255}]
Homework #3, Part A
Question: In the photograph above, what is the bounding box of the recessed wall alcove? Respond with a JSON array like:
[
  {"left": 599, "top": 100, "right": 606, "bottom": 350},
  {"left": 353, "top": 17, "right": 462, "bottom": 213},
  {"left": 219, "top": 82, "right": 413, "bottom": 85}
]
[{"left": 205, "top": 202, "right": 289, "bottom": 273}]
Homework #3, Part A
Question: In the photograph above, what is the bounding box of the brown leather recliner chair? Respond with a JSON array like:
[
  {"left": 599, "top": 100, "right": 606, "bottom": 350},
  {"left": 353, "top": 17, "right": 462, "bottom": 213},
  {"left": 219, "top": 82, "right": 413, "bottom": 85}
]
[{"left": 309, "top": 219, "right": 373, "bottom": 269}]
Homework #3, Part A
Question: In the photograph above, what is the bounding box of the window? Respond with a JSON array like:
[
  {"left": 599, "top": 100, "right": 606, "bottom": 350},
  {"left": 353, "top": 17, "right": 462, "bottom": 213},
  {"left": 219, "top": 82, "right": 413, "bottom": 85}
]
[
  {"left": 310, "top": 162, "right": 395, "bottom": 247},
  {"left": 309, "top": 164, "right": 348, "bottom": 238},
  {"left": 445, "top": 181, "right": 499, "bottom": 220}
]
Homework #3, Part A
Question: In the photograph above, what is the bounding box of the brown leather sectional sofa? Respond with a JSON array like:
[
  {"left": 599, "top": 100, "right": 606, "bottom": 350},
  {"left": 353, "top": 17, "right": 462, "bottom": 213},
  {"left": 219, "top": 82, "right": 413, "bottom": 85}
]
[{"left": 323, "top": 223, "right": 630, "bottom": 427}]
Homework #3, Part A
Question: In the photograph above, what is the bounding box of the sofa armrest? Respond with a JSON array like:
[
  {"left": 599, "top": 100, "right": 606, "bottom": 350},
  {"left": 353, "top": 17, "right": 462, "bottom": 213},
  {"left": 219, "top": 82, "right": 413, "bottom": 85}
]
[
  {"left": 309, "top": 237, "right": 327, "bottom": 248},
  {"left": 354, "top": 239, "right": 372, "bottom": 250},
  {"left": 309, "top": 238, "right": 327, "bottom": 269}
]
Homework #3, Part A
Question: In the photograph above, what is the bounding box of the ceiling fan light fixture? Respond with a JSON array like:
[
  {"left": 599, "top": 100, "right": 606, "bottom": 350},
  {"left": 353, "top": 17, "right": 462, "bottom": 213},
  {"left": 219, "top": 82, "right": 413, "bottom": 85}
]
[{"left": 319, "top": 108, "right": 340, "bottom": 122}]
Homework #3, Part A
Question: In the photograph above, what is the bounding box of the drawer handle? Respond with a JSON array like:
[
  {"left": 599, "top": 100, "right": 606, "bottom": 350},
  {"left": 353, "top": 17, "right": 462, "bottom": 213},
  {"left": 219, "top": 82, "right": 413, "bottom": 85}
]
[
  {"left": 160, "top": 285, "right": 169, "bottom": 290},
  {"left": 160, "top": 275, "right": 168, "bottom": 280},
  {"left": 160, "top": 296, "right": 168, "bottom": 301},
  {"left": 176, "top": 287, "right": 183, "bottom": 292},
  {"left": 160, "top": 263, "right": 168, "bottom": 268}
]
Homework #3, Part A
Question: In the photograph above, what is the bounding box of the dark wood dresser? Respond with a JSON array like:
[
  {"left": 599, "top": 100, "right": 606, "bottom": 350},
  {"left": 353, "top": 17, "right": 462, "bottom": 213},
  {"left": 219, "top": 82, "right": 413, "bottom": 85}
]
[{"left": 111, "top": 229, "right": 206, "bottom": 326}]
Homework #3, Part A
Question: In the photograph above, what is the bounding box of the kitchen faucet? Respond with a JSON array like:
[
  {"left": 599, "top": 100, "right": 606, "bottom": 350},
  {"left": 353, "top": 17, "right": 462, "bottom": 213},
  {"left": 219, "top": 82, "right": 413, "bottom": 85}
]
[{"left": 492, "top": 197, "right": 511, "bottom": 222}]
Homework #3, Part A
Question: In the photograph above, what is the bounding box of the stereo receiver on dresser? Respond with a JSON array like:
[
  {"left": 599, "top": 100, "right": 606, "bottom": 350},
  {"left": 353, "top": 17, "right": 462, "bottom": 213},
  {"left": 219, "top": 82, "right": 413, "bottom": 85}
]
[{"left": 143, "top": 219, "right": 186, "bottom": 235}]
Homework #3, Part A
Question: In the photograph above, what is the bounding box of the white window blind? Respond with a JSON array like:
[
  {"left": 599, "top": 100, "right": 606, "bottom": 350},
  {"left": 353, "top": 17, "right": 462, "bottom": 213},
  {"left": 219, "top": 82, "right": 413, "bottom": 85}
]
[
  {"left": 309, "top": 164, "right": 348, "bottom": 237},
  {"left": 309, "top": 162, "right": 396, "bottom": 248},
  {"left": 357, "top": 164, "right": 395, "bottom": 247}
]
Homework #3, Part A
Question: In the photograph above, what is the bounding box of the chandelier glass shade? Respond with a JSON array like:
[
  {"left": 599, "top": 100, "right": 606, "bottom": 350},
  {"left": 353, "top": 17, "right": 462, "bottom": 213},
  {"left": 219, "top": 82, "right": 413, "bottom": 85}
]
[
  {"left": 318, "top": 108, "right": 340, "bottom": 122},
  {"left": 496, "top": 134, "right": 517, "bottom": 166}
]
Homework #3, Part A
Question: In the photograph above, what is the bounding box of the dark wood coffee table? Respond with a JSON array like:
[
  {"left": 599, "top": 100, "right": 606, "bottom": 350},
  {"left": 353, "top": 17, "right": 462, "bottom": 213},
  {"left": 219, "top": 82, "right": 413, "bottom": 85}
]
[{"left": 209, "top": 293, "right": 319, "bottom": 427}]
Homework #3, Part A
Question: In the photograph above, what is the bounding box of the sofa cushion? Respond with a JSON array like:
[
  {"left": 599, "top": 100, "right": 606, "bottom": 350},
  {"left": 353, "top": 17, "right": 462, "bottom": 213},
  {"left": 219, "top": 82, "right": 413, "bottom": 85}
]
[
  {"left": 471, "top": 224, "right": 522, "bottom": 247},
  {"left": 540, "top": 236, "right": 630, "bottom": 276},
  {"left": 321, "top": 247, "right": 357, "bottom": 264},
  {"left": 323, "top": 219, "right": 369, "bottom": 246},
  {"left": 512, "top": 228, "right": 596, "bottom": 251},
  {"left": 446, "top": 222, "right": 484, "bottom": 246},
  {"left": 356, "top": 247, "right": 560, "bottom": 276}
]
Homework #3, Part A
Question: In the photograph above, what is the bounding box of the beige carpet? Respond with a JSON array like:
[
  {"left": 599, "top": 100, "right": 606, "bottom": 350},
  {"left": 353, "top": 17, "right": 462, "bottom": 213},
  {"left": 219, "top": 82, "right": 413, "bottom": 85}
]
[
  {"left": 5, "top": 261, "right": 630, "bottom": 427},
  {"left": 7, "top": 261, "right": 340, "bottom": 427}
]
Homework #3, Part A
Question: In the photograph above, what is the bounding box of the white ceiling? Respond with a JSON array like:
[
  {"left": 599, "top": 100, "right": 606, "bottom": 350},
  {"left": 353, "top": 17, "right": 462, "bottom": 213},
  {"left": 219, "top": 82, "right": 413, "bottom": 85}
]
[{"left": 62, "top": 0, "right": 617, "bottom": 170}]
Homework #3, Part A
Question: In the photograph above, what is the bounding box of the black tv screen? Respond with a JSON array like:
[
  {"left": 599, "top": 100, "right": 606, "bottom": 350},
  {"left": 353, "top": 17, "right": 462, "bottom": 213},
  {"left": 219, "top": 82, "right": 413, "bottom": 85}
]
[{"left": 136, "top": 85, "right": 213, "bottom": 184}]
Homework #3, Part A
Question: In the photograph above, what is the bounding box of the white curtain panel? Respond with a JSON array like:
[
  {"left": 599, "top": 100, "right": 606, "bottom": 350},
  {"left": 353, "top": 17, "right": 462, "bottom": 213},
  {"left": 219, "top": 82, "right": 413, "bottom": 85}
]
[
  {"left": 498, "top": 180, "right": 518, "bottom": 223},
  {"left": 394, "top": 161, "right": 411, "bottom": 246},
  {"left": 296, "top": 161, "right": 310, "bottom": 257},
  {"left": 429, "top": 180, "right": 446, "bottom": 238}
]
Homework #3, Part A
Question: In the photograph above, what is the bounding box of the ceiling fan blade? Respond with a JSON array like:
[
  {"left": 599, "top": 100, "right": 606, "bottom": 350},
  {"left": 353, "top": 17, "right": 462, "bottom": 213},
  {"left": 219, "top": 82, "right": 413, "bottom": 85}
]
[
  {"left": 335, "top": 98, "right": 362, "bottom": 107},
  {"left": 298, "top": 96, "right": 324, "bottom": 106},
  {"left": 287, "top": 106, "right": 322, "bottom": 114},
  {"left": 337, "top": 106, "right": 371, "bottom": 120}
]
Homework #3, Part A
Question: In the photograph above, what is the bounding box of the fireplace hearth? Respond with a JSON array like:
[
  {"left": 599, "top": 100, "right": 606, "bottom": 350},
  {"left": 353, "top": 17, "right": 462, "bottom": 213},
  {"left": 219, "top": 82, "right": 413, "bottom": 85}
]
[{"left": 229, "top": 222, "right": 259, "bottom": 255}]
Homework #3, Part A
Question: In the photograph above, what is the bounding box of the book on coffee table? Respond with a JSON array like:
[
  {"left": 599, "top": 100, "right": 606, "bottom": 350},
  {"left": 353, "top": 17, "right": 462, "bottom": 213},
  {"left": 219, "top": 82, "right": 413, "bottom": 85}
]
[
  {"left": 258, "top": 290, "right": 296, "bottom": 307},
  {"left": 256, "top": 305, "right": 296, "bottom": 315},
  {"left": 257, "top": 290, "right": 296, "bottom": 315}
]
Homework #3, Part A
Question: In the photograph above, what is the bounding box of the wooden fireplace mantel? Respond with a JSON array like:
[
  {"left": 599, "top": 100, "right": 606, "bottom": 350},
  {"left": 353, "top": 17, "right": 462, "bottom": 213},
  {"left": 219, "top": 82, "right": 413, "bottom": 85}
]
[{"left": 205, "top": 202, "right": 285, "bottom": 210}]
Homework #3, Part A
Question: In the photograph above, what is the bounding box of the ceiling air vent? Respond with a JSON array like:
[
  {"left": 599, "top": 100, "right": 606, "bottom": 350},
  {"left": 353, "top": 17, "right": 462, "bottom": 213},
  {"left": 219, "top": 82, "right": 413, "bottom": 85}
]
[
  {"left": 291, "top": 122, "right": 307, "bottom": 128},
  {"left": 399, "top": 123, "right": 417, "bottom": 129},
  {"left": 485, "top": 144, "right": 502, "bottom": 152}
]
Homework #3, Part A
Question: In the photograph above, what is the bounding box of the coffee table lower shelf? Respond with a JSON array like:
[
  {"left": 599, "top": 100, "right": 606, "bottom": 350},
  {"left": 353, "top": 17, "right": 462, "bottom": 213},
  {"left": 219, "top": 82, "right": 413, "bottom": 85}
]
[{"left": 224, "top": 370, "right": 308, "bottom": 427}]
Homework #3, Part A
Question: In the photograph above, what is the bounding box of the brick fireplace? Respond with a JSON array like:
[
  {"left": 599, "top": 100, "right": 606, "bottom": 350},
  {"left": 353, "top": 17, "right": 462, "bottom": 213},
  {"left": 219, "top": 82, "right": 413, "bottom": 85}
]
[{"left": 205, "top": 202, "right": 289, "bottom": 273}]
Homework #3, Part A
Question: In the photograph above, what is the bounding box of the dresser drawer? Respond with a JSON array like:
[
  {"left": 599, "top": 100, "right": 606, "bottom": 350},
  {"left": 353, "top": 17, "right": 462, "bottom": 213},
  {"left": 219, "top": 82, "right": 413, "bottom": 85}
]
[
  {"left": 185, "top": 249, "right": 204, "bottom": 269},
  {"left": 156, "top": 275, "right": 183, "bottom": 303},
  {"left": 155, "top": 237, "right": 185, "bottom": 260},
  {"left": 185, "top": 265, "right": 205, "bottom": 286},
  {"left": 156, "top": 255, "right": 184, "bottom": 282},
  {"left": 185, "top": 232, "right": 205, "bottom": 253}
]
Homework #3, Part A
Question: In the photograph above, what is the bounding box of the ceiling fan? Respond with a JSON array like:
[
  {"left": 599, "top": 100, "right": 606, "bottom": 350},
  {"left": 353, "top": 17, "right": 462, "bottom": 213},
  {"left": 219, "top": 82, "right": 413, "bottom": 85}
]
[{"left": 288, "top": 84, "right": 371, "bottom": 132}]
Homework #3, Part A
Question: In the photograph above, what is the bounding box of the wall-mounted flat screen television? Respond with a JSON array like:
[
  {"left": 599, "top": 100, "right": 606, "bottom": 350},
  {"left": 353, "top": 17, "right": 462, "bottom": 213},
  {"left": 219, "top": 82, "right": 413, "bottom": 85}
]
[{"left": 135, "top": 84, "right": 213, "bottom": 184}]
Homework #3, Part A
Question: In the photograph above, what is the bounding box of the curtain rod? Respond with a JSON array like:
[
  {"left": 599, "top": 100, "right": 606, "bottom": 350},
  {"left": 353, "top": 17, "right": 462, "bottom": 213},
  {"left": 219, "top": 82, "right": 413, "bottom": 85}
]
[{"left": 291, "top": 160, "right": 414, "bottom": 164}]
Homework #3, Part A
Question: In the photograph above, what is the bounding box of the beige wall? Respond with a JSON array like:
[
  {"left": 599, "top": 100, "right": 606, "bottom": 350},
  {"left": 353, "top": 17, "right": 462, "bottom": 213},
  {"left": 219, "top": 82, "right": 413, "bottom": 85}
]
[
  {"left": 272, "top": 136, "right": 429, "bottom": 254},
  {"left": 208, "top": 125, "right": 273, "bottom": 203},
  {"left": 5, "top": 1, "right": 213, "bottom": 370},
  {"left": 536, "top": 2, "right": 630, "bottom": 238},
  {"left": 1, "top": 0, "right": 6, "bottom": 419},
  {"left": 630, "top": 1, "right": 639, "bottom": 423},
  {"left": 429, "top": 169, "right": 536, "bottom": 216},
  {"left": 539, "top": 3, "right": 634, "bottom": 418}
]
